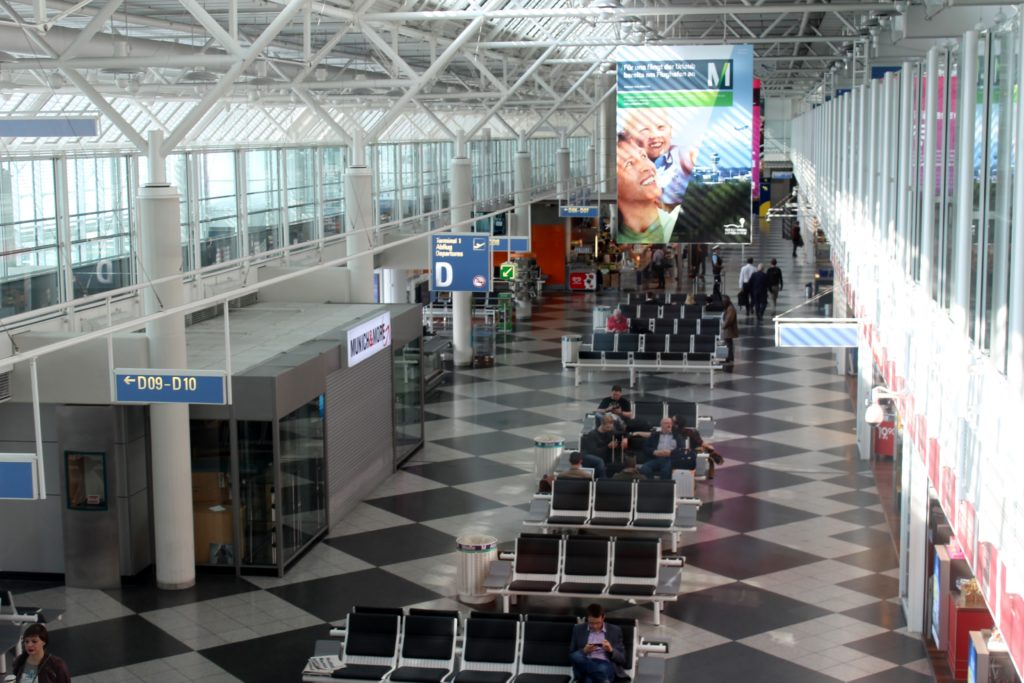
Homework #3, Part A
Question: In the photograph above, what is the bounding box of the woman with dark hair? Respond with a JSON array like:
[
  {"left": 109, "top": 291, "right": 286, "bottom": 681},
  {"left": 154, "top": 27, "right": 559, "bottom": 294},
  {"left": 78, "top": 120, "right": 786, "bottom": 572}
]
[
  {"left": 721, "top": 295, "right": 739, "bottom": 366},
  {"left": 13, "top": 624, "right": 71, "bottom": 683}
]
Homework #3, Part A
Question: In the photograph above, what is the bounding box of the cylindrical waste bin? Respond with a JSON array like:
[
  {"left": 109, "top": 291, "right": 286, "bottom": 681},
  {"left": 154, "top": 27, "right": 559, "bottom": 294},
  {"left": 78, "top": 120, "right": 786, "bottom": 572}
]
[
  {"left": 823, "top": 303, "right": 832, "bottom": 317},
  {"left": 534, "top": 434, "right": 564, "bottom": 478},
  {"left": 561, "top": 335, "right": 582, "bottom": 368},
  {"left": 516, "top": 294, "right": 532, "bottom": 321},
  {"left": 456, "top": 534, "right": 498, "bottom": 604},
  {"left": 592, "top": 305, "right": 611, "bottom": 331},
  {"left": 805, "top": 282, "right": 813, "bottom": 298}
]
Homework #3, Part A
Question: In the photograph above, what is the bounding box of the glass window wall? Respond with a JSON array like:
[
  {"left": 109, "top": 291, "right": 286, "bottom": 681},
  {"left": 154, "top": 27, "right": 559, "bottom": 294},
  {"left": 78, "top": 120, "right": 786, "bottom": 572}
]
[
  {"left": 278, "top": 397, "right": 327, "bottom": 562},
  {"left": 246, "top": 149, "right": 283, "bottom": 255},
  {"left": 0, "top": 158, "right": 59, "bottom": 315},
  {"left": 66, "top": 155, "right": 133, "bottom": 298},
  {"left": 322, "top": 147, "right": 346, "bottom": 237},
  {"left": 286, "top": 148, "right": 317, "bottom": 246},
  {"left": 190, "top": 420, "right": 236, "bottom": 566},
  {"left": 239, "top": 420, "right": 275, "bottom": 567},
  {"left": 393, "top": 339, "right": 423, "bottom": 462},
  {"left": 197, "top": 151, "right": 239, "bottom": 266}
]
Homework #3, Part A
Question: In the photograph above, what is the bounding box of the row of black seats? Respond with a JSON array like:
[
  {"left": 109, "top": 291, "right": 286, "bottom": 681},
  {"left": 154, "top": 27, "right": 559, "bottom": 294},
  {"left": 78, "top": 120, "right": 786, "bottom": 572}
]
[
  {"left": 543, "top": 479, "right": 681, "bottom": 529},
  {"left": 617, "top": 303, "right": 708, "bottom": 321},
  {"left": 587, "top": 332, "right": 720, "bottom": 357},
  {"left": 626, "top": 317, "right": 721, "bottom": 336},
  {"left": 501, "top": 534, "right": 675, "bottom": 598},
  {"left": 312, "top": 608, "right": 643, "bottom": 683},
  {"left": 625, "top": 292, "right": 709, "bottom": 305}
]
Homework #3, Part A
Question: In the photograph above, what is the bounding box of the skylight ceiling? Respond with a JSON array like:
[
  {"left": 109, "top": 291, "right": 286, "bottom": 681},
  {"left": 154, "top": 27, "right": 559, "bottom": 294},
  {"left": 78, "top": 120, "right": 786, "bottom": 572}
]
[{"left": 0, "top": 0, "right": 897, "bottom": 151}]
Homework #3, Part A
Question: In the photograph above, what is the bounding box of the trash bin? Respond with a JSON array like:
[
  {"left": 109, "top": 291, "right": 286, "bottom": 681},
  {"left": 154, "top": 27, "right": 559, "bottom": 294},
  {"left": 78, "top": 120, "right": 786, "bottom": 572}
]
[
  {"left": 592, "top": 305, "right": 610, "bottom": 331},
  {"left": 805, "top": 282, "right": 813, "bottom": 298},
  {"left": 455, "top": 534, "right": 498, "bottom": 604},
  {"left": 823, "top": 303, "right": 832, "bottom": 317},
  {"left": 516, "top": 294, "right": 533, "bottom": 321},
  {"left": 534, "top": 434, "right": 564, "bottom": 478},
  {"left": 561, "top": 335, "right": 582, "bottom": 368}
]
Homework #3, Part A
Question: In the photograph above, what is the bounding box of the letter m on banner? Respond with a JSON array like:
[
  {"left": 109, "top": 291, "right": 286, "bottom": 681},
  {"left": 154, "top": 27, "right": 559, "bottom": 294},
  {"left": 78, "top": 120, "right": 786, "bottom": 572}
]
[{"left": 708, "top": 61, "right": 732, "bottom": 88}]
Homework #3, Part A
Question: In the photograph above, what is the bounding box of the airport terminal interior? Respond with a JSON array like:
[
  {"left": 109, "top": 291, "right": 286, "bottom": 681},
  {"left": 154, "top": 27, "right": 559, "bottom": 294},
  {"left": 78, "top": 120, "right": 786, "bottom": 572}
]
[{"left": 3, "top": 0, "right": 1024, "bottom": 682}]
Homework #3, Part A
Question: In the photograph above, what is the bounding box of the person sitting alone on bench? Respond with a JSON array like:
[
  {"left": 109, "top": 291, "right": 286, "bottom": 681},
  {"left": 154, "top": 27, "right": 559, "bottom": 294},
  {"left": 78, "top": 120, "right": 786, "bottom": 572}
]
[
  {"left": 641, "top": 417, "right": 694, "bottom": 480},
  {"left": 569, "top": 603, "right": 627, "bottom": 683}
]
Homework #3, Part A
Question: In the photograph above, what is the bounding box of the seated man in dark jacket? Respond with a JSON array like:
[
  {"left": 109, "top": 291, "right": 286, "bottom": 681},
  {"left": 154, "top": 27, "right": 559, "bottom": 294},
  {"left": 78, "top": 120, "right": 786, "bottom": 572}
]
[
  {"left": 641, "top": 417, "right": 694, "bottom": 480},
  {"left": 581, "top": 414, "right": 624, "bottom": 467},
  {"left": 569, "top": 603, "right": 627, "bottom": 683}
]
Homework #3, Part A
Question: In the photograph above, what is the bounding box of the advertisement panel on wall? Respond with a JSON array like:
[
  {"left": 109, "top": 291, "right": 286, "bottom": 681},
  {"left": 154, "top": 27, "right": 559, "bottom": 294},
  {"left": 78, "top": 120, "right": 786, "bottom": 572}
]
[{"left": 614, "top": 44, "right": 754, "bottom": 244}]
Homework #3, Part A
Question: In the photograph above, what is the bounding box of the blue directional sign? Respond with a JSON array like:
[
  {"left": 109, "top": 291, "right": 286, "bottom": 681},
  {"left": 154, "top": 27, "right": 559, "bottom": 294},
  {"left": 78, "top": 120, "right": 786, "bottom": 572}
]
[
  {"left": 430, "top": 233, "right": 492, "bottom": 292},
  {"left": 0, "top": 455, "right": 38, "bottom": 500},
  {"left": 114, "top": 368, "right": 227, "bottom": 405},
  {"left": 776, "top": 323, "right": 857, "bottom": 348},
  {"left": 559, "top": 205, "right": 599, "bottom": 218},
  {"left": 489, "top": 236, "right": 530, "bottom": 252}
]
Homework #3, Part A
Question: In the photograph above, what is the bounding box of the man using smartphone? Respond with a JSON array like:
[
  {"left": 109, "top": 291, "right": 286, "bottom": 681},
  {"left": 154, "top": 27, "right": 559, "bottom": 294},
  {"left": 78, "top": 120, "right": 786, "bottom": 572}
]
[{"left": 569, "top": 604, "right": 626, "bottom": 683}]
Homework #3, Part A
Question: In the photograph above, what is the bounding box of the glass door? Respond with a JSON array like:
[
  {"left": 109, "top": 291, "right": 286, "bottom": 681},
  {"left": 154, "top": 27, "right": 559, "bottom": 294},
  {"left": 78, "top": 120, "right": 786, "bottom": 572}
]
[{"left": 393, "top": 338, "right": 424, "bottom": 464}]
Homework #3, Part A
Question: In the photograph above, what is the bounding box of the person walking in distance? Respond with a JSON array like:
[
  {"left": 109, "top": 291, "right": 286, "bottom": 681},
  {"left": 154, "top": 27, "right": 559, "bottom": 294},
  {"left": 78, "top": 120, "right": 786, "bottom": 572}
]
[
  {"left": 766, "top": 258, "right": 784, "bottom": 311},
  {"left": 721, "top": 295, "right": 739, "bottom": 367},
  {"left": 738, "top": 257, "right": 756, "bottom": 316}
]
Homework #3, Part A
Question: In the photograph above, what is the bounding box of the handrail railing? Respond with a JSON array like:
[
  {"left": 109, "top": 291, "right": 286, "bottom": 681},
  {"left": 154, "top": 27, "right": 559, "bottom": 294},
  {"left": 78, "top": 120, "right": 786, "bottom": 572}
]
[{"left": 0, "top": 173, "right": 603, "bottom": 364}]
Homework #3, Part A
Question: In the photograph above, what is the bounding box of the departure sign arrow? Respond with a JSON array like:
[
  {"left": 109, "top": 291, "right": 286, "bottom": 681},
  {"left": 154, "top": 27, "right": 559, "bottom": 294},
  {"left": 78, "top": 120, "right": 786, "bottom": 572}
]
[{"left": 113, "top": 368, "right": 227, "bottom": 405}]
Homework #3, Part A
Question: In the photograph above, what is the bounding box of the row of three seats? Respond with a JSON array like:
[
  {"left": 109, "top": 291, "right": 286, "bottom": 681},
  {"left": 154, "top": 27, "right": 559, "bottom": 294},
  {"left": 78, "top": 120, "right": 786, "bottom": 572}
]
[
  {"left": 306, "top": 608, "right": 657, "bottom": 683},
  {"left": 484, "top": 534, "right": 683, "bottom": 624}
]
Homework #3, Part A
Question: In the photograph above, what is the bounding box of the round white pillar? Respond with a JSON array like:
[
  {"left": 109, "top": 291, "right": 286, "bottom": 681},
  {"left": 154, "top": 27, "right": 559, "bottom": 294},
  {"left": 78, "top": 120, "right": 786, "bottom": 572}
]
[
  {"left": 450, "top": 155, "right": 474, "bottom": 367},
  {"left": 139, "top": 180, "right": 196, "bottom": 590},
  {"left": 514, "top": 144, "right": 532, "bottom": 238}
]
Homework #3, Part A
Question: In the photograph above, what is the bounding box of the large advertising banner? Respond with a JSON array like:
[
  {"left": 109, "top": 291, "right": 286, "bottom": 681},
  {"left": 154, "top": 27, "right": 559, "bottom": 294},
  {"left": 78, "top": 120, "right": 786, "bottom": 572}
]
[{"left": 614, "top": 45, "right": 754, "bottom": 244}]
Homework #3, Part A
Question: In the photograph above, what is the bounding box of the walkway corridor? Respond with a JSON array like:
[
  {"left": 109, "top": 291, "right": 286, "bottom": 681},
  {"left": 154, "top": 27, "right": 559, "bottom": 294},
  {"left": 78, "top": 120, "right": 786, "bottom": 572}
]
[{"left": 6, "top": 226, "right": 933, "bottom": 683}]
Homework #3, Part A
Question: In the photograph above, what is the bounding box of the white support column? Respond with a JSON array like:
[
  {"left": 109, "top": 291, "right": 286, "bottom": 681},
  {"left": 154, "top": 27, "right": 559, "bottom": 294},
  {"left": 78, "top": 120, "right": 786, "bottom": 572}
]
[
  {"left": 952, "top": 30, "right": 979, "bottom": 334},
  {"left": 345, "top": 131, "right": 375, "bottom": 303},
  {"left": 514, "top": 132, "right": 532, "bottom": 238},
  {"left": 599, "top": 72, "right": 617, "bottom": 194},
  {"left": 586, "top": 143, "right": 596, "bottom": 188},
  {"left": 1009, "top": 25, "right": 1024, "bottom": 394},
  {"left": 903, "top": 434, "right": 928, "bottom": 633},
  {"left": 557, "top": 133, "right": 571, "bottom": 255},
  {"left": 451, "top": 137, "right": 473, "bottom": 367},
  {"left": 380, "top": 269, "right": 407, "bottom": 304},
  {"left": 140, "top": 131, "right": 195, "bottom": 590},
  {"left": 896, "top": 62, "right": 913, "bottom": 269},
  {"left": 920, "top": 47, "right": 939, "bottom": 296}
]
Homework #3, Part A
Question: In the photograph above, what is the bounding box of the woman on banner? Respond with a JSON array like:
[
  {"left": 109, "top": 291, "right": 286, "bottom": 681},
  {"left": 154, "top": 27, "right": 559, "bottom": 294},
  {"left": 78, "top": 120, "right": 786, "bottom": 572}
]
[{"left": 615, "top": 133, "right": 680, "bottom": 244}]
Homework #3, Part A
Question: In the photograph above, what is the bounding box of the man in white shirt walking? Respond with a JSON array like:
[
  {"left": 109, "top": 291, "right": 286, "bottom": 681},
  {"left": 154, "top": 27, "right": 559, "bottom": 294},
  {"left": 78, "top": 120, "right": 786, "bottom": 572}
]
[{"left": 738, "top": 257, "right": 756, "bottom": 316}]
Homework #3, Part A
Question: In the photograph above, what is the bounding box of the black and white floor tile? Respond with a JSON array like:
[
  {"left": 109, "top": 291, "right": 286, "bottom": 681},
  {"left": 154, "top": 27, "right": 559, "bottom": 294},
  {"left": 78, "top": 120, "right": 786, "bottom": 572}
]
[{"left": 6, "top": 230, "right": 936, "bottom": 683}]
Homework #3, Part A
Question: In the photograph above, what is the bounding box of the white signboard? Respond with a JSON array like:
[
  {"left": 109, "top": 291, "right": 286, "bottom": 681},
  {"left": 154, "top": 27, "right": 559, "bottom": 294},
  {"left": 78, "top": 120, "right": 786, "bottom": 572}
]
[{"left": 347, "top": 312, "right": 392, "bottom": 367}]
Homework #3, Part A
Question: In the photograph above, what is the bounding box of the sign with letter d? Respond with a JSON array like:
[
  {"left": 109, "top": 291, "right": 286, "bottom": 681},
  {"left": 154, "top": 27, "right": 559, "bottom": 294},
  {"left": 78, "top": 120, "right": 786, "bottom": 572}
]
[{"left": 430, "top": 233, "right": 492, "bottom": 292}]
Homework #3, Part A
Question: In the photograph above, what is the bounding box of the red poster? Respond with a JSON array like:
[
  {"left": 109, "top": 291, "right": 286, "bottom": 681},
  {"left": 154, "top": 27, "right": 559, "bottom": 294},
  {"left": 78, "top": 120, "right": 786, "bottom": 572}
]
[
  {"left": 1004, "top": 593, "right": 1024, "bottom": 674},
  {"left": 874, "top": 421, "right": 896, "bottom": 457},
  {"left": 568, "top": 271, "right": 596, "bottom": 291},
  {"left": 958, "top": 501, "right": 976, "bottom": 566},
  {"left": 940, "top": 466, "right": 956, "bottom": 522}
]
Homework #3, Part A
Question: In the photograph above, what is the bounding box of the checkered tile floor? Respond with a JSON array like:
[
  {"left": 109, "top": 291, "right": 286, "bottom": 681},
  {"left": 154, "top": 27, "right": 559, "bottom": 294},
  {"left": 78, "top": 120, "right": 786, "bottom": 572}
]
[{"left": 7, "top": 232, "right": 935, "bottom": 683}]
